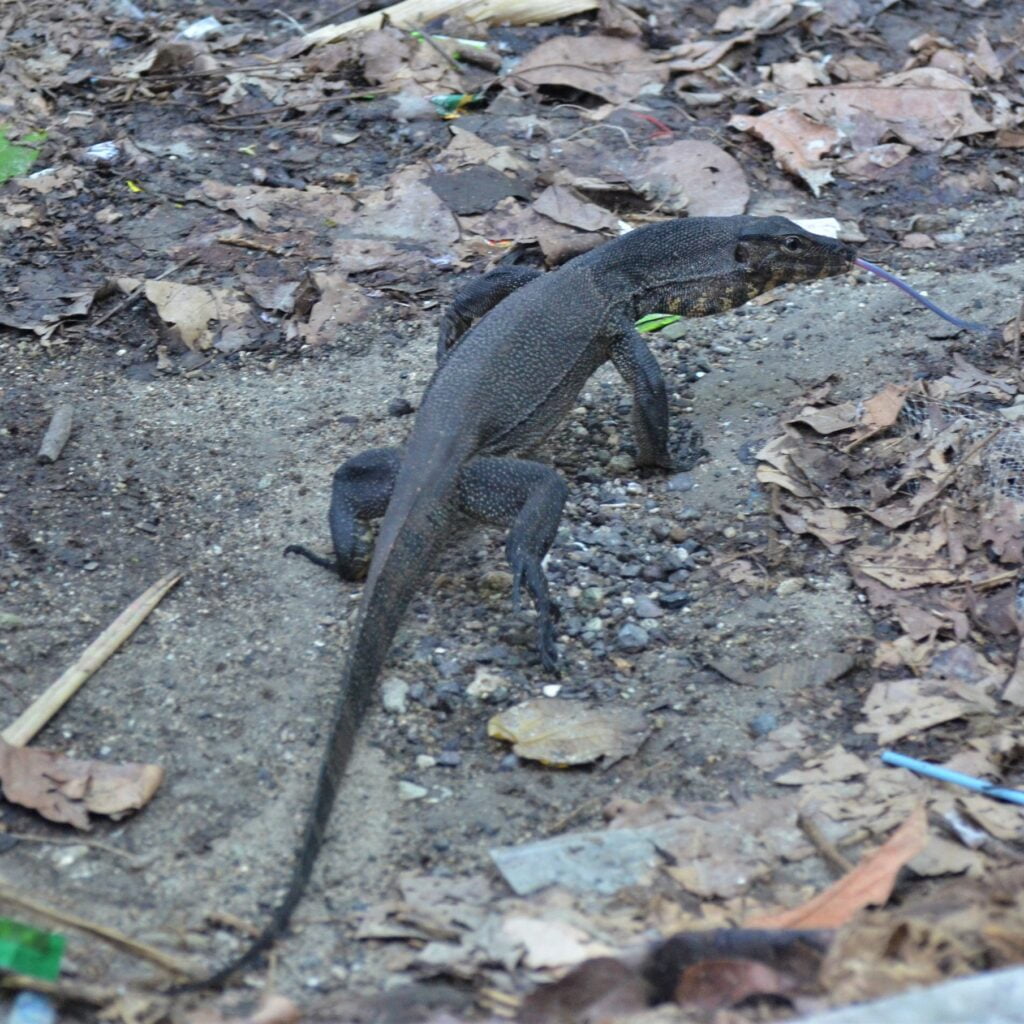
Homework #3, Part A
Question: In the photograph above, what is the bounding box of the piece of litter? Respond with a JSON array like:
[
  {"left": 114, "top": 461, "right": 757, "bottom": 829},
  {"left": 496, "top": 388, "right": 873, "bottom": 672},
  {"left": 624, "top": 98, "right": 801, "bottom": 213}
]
[
  {"left": 0, "top": 917, "right": 65, "bottom": 981},
  {"left": 882, "top": 750, "right": 1024, "bottom": 807}
]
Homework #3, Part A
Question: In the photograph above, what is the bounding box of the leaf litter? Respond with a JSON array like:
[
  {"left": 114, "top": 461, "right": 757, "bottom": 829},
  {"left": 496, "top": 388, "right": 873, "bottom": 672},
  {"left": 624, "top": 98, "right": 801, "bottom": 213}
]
[{"left": 3, "top": 0, "right": 1024, "bottom": 1019}]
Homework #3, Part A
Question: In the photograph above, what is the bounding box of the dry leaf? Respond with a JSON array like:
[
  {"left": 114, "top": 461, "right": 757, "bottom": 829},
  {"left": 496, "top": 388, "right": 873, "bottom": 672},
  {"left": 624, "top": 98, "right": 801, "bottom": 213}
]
[
  {"left": 715, "top": 0, "right": 794, "bottom": 32},
  {"left": 729, "top": 108, "right": 841, "bottom": 196},
  {"left": 748, "top": 806, "right": 928, "bottom": 929},
  {"left": 532, "top": 185, "right": 618, "bottom": 233},
  {"left": 628, "top": 139, "right": 750, "bottom": 216},
  {"left": 0, "top": 736, "right": 163, "bottom": 830},
  {"left": 298, "top": 272, "right": 374, "bottom": 345},
  {"left": 487, "top": 698, "right": 648, "bottom": 766},
  {"left": 513, "top": 35, "right": 666, "bottom": 104},
  {"left": 116, "top": 278, "right": 250, "bottom": 352}
]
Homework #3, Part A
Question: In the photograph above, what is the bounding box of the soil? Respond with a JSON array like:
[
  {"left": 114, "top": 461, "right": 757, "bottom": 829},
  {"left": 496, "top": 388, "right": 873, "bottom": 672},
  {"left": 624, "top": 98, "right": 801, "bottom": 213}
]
[{"left": 2, "top": 0, "right": 1023, "bottom": 1019}]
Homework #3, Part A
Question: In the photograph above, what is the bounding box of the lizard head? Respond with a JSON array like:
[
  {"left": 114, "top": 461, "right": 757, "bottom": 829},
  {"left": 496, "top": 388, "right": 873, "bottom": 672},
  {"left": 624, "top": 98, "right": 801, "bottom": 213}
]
[{"left": 733, "top": 216, "right": 855, "bottom": 294}]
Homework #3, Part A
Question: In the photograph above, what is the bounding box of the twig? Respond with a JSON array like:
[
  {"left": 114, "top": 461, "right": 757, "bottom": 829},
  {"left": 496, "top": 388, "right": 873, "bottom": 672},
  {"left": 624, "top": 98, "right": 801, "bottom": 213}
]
[
  {"left": 2, "top": 571, "right": 183, "bottom": 747},
  {"left": 0, "top": 974, "right": 122, "bottom": 1009},
  {"left": 93, "top": 256, "right": 197, "bottom": 328},
  {"left": 217, "top": 235, "right": 284, "bottom": 256},
  {"left": 0, "top": 882, "right": 199, "bottom": 977},
  {"left": 798, "top": 809, "right": 854, "bottom": 874},
  {"left": 1, "top": 829, "right": 149, "bottom": 867},
  {"left": 36, "top": 404, "right": 74, "bottom": 464}
]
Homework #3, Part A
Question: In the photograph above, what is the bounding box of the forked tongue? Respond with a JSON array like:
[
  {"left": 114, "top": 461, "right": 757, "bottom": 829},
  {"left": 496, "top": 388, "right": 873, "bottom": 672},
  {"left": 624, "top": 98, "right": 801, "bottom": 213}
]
[{"left": 855, "top": 257, "right": 991, "bottom": 334}]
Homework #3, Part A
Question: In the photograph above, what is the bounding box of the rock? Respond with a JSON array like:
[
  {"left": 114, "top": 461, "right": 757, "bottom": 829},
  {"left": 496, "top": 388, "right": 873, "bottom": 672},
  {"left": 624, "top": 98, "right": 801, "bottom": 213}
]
[
  {"left": 776, "top": 577, "right": 805, "bottom": 597},
  {"left": 616, "top": 622, "right": 649, "bottom": 653},
  {"left": 658, "top": 591, "right": 691, "bottom": 610},
  {"left": 398, "top": 780, "right": 428, "bottom": 801},
  {"left": 381, "top": 677, "right": 409, "bottom": 714},
  {"left": 666, "top": 472, "right": 695, "bottom": 492},
  {"left": 437, "top": 750, "right": 461, "bottom": 767},
  {"left": 387, "top": 397, "right": 415, "bottom": 417},
  {"left": 633, "top": 596, "right": 663, "bottom": 619},
  {"left": 748, "top": 712, "right": 778, "bottom": 737}
]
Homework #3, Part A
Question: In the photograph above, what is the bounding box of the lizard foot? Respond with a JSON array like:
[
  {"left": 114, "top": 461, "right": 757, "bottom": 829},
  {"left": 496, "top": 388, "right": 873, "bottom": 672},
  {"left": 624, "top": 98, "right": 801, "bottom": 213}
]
[
  {"left": 508, "top": 544, "right": 560, "bottom": 673},
  {"left": 284, "top": 544, "right": 338, "bottom": 572}
]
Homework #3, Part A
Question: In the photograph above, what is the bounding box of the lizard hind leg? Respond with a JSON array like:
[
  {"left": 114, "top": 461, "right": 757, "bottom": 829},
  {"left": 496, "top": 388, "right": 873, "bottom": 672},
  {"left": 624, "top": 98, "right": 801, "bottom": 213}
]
[
  {"left": 285, "top": 446, "right": 402, "bottom": 581},
  {"left": 458, "top": 457, "right": 568, "bottom": 673}
]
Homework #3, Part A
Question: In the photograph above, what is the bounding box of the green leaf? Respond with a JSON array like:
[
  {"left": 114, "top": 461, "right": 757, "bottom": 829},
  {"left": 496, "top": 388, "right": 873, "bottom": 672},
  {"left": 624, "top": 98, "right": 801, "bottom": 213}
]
[
  {"left": 0, "top": 916, "right": 66, "bottom": 980},
  {"left": 0, "top": 127, "right": 47, "bottom": 183},
  {"left": 635, "top": 312, "right": 682, "bottom": 334}
]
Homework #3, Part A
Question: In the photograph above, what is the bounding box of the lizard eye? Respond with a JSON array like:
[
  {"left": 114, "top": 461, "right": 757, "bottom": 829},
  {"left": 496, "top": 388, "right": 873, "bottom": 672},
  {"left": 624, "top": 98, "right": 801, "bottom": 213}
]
[{"left": 781, "top": 235, "right": 807, "bottom": 254}]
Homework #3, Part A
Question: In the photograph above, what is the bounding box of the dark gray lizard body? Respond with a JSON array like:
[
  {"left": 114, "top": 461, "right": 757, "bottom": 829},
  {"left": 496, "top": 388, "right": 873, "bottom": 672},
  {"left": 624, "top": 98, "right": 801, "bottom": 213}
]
[{"left": 192, "top": 215, "right": 854, "bottom": 989}]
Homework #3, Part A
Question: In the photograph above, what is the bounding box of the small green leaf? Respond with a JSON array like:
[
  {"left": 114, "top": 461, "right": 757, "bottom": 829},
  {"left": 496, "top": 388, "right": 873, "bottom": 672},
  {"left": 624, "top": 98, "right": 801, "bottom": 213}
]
[
  {"left": 0, "top": 916, "right": 66, "bottom": 980},
  {"left": 0, "top": 127, "right": 46, "bottom": 183},
  {"left": 635, "top": 312, "right": 682, "bottom": 333}
]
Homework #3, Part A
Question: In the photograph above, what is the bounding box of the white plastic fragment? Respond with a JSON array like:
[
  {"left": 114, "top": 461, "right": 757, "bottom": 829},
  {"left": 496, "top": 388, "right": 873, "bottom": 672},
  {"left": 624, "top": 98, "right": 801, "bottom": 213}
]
[{"left": 178, "top": 15, "right": 223, "bottom": 40}]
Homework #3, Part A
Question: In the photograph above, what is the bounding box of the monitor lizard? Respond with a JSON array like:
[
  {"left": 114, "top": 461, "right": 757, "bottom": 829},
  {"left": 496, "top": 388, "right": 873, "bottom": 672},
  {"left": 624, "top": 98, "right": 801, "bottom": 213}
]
[{"left": 185, "top": 215, "right": 855, "bottom": 989}]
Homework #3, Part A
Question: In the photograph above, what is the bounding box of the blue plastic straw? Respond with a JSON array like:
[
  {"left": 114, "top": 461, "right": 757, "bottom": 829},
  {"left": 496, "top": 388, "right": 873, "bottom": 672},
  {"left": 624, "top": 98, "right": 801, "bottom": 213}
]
[{"left": 882, "top": 750, "right": 1024, "bottom": 807}]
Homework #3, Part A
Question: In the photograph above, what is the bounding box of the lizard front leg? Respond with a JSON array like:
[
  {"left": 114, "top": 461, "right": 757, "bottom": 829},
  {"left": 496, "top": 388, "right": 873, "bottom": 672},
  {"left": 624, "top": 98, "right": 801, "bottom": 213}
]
[
  {"left": 610, "top": 325, "right": 673, "bottom": 471},
  {"left": 285, "top": 447, "right": 401, "bottom": 580},
  {"left": 438, "top": 265, "right": 543, "bottom": 363},
  {"left": 457, "top": 456, "right": 568, "bottom": 673}
]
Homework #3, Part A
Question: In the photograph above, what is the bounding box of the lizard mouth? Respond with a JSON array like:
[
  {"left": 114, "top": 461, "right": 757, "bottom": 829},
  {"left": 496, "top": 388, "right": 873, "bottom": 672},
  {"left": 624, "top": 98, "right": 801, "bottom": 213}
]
[{"left": 855, "top": 257, "right": 992, "bottom": 335}]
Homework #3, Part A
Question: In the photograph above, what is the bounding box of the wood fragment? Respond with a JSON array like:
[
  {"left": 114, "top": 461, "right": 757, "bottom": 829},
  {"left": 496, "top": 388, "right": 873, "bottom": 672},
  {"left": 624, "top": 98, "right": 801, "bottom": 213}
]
[
  {"left": 93, "top": 255, "right": 196, "bottom": 328},
  {"left": 0, "top": 973, "right": 121, "bottom": 1009},
  {"left": 798, "top": 809, "right": 855, "bottom": 874},
  {"left": 36, "top": 404, "right": 74, "bottom": 464},
  {"left": 0, "top": 881, "right": 200, "bottom": 977},
  {"left": 302, "top": 0, "right": 598, "bottom": 46},
  {"left": 2, "top": 571, "right": 182, "bottom": 747}
]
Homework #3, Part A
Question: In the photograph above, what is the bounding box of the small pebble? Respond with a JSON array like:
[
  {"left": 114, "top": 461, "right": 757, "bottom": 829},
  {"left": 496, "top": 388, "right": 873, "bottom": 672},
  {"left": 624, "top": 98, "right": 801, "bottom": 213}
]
[
  {"left": 748, "top": 713, "right": 779, "bottom": 738},
  {"left": 381, "top": 677, "right": 408, "bottom": 714},
  {"left": 398, "top": 780, "right": 428, "bottom": 801},
  {"left": 666, "top": 472, "right": 695, "bottom": 492},
  {"left": 633, "top": 596, "right": 663, "bottom": 619},
  {"left": 776, "top": 577, "right": 805, "bottom": 597},
  {"left": 658, "top": 591, "right": 691, "bottom": 610},
  {"left": 415, "top": 754, "right": 436, "bottom": 769},
  {"left": 387, "top": 397, "right": 415, "bottom": 417},
  {"left": 436, "top": 750, "right": 461, "bottom": 767},
  {"left": 616, "top": 622, "right": 649, "bottom": 653}
]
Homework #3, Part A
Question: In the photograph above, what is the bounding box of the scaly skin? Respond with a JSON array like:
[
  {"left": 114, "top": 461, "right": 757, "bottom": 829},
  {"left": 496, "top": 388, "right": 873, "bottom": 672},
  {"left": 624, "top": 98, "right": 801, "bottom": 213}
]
[{"left": 188, "top": 215, "right": 855, "bottom": 990}]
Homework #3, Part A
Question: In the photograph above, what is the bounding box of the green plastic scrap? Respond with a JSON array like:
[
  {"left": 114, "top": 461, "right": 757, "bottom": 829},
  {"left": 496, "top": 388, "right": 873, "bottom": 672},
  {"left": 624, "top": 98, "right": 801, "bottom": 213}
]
[
  {"left": 0, "top": 917, "right": 65, "bottom": 980},
  {"left": 0, "top": 129, "right": 47, "bottom": 184},
  {"left": 635, "top": 312, "right": 682, "bottom": 333}
]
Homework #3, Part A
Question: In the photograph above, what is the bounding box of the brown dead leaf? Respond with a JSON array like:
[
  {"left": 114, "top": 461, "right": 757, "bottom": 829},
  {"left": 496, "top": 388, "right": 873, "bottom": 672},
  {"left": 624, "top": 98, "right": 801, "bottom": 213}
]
[
  {"left": 532, "top": 185, "right": 619, "bottom": 234},
  {"left": 729, "top": 107, "right": 841, "bottom": 196},
  {"left": 628, "top": 139, "right": 750, "bottom": 216},
  {"left": 749, "top": 806, "right": 928, "bottom": 929},
  {"left": 116, "top": 278, "right": 250, "bottom": 352},
  {"left": 776, "top": 745, "right": 868, "bottom": 786},
  {"left": 519, "top": 956, "right": 649, "bottom": 1024},
  {"left": 782, "top": 68, "right": 992, "bottom": 153},
  {"left": 512, "top": 35, "right": 667, "bottom": 105},
  {"left": 188, "top": 179, "right": 356, "bottom": 234},
  {"left": 662, "top": 30, "right": 758, "bottom": 73},
  {"left": 502, "top": 915, "right": 610, "bottom": 969},
  {"left": 296, "top": 272, "right": 374, "bottom": 345},
  {"left": 487, "top": 698, "right": 649, "bottom": 766},
  {"left": 0, "top": 736, "right": 163, "bottom": 830},
  {"left": 715, "top": 0, "right": 794, "bottom": 32},
  {"left": 857, "top": 678, "right": 996, "bottom": 744}
]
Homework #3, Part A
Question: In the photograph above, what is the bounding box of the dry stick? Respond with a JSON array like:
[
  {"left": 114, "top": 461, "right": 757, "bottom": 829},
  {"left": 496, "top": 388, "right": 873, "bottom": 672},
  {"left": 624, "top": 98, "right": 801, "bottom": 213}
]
[
  {"left": 217, "top": 234, "right": 285, "bottom": 256},
  {"left": 2, "top": 571, "right": 183, "bottom": 747},
  {"left": 0, "top": 974, "right": 121, "bottom": 1009},
  {"left": 2, "top": 830, "right": 148, "bottom": 867},
  {"left": 93, "top": 256, "right": 197, "bottom": 329},
  {"left": 36, "top": 404, "right": 74, "bottom": 464},
  {"left": 0, "top": 881, "right": 199, "bottom": 978}
]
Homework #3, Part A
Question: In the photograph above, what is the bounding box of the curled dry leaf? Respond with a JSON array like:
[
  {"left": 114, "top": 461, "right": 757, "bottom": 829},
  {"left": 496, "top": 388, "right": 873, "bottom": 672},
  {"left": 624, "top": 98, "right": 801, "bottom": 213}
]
[
  {"left": 116, "top": 277, "right": 250, "bottom": 352},
  {"left": 748, "top": 806, "right": 928, "bottom": 930},
  {"left": 729, "top": 108, "right": 841, "bottom": 196},
  {"left": 532, "top": 184, "right": 619, "bottom": 233},
  {"left": 0, "top": 736, "right": 163, "bottom": 830},
  {"left": 487, "top": 698, "right": 648, "bottom": 766}
]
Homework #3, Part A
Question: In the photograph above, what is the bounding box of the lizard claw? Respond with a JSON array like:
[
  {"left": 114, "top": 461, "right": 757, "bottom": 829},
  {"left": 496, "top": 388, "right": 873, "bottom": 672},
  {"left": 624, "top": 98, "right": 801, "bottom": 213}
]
[{"left": 508, "top": 543, "right": 560, "bottom": 674}]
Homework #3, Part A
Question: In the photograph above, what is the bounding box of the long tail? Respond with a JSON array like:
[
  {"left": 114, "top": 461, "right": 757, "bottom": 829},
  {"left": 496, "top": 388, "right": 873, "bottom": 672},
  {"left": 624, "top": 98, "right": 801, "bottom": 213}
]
[{"left": 174, "top": 469, "right": 459, "bottom": 991}]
